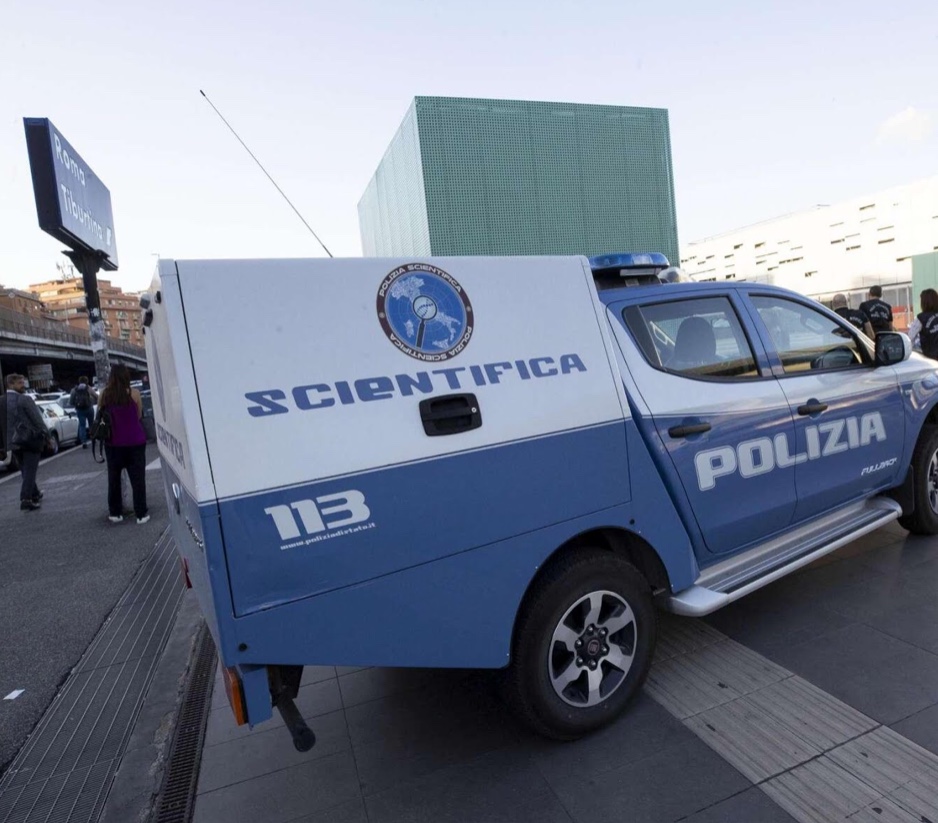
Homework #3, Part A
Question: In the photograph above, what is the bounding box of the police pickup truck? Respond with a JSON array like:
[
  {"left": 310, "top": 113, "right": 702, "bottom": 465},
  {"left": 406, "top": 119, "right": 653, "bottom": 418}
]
[{"left": 142, "top": 253, "right": 937, "bottom": 748}]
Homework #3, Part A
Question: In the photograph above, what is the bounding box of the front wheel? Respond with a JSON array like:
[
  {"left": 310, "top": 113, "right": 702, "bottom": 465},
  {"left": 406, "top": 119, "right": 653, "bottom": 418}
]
[
  {"left": 899, "top": 426, "right": 938, "bottom": 535},
  {"left": 505, "top": 549, "right": 656, "bottom": 740}
]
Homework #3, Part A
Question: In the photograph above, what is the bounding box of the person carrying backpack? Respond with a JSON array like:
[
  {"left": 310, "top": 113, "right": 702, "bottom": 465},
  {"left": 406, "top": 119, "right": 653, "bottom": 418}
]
[
  {"left": 97, "top": 365, "right": 149, "bottom": 524},
  {"left": 69, "top": 375, "right": 98, "bottom": 449}
]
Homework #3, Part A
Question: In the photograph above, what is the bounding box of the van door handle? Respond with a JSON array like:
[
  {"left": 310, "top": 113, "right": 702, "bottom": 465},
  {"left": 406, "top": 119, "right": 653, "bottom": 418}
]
[
  {"left": 797, "top": 402, "right": 829, "bottom": 416},
  {"left": 668, "top": 422, "right": 711, "bottom": 438},
  {"left": 419, "top": 393, "right": 482, "bottom": 437}
]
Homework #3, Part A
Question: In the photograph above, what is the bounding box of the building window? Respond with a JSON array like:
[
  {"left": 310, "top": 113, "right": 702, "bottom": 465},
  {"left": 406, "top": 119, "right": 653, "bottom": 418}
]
[
  {"left": 755, "top": 242, "right": 765, "bottom": 249},
  {"left": 878, "top": 238, "right": 895, "bottom": 244},
  {"left": 733, "top": 243, "right": 743, "bottom": 250},
  {"left": 846, "top": 245, "right": 860, "bottom": 251},
  {"left": 831, "top": 239, "right": 844, "bottom": 244},
  {"left": 859, "top": 204, "right": 875, "bottom": 211}
]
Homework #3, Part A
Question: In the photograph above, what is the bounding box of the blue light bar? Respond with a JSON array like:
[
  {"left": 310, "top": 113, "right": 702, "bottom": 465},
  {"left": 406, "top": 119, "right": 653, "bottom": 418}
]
[{"left": 588, "top": 252, "right": 670, "bottom": 271}]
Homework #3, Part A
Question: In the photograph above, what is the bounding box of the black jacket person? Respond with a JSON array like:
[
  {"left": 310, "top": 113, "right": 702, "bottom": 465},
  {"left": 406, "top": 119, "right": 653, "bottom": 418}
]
[
  {"left": 4, "top": 374, "right": 49, "bottom": 510},
  {"left": 832, "top": 293, "right": 873, "bottom": 339},
  {"left": 859, "top": 286, "right": 894, "bottom": 334}
]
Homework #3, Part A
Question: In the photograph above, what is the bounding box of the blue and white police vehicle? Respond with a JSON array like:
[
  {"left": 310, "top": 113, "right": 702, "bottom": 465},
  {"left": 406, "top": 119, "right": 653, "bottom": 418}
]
[{"left": 142, "top": 253, "right": 938, "bottom": 748}]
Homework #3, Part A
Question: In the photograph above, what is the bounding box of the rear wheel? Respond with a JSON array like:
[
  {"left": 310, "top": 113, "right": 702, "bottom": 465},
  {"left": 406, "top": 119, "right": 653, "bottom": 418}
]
[
  {"left": 505, "top": 549, "right": 656, "bottom": 740},
  {"left": 45, "top": 432, "right": 59, "bottom": 457},
  {"left": 899, "top": 426, "right": 938, "bottom": 535}
]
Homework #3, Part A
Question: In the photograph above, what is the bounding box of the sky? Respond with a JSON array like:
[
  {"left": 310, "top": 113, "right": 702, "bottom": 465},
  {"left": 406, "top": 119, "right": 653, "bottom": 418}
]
[{"left": 1, "top": 0, "right": 936, "bottom": 293}]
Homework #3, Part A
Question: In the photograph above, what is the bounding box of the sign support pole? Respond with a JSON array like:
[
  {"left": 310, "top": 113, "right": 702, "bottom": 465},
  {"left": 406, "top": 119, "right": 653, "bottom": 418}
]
[{"left": 64, "top": 249, "right": 111, "bottom": 388}]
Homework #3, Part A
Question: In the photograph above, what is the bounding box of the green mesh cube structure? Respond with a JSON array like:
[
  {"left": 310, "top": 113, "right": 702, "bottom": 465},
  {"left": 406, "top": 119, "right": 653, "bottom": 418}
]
[{"left": 358, "top": 96, "right": 678, "bottom": 262}]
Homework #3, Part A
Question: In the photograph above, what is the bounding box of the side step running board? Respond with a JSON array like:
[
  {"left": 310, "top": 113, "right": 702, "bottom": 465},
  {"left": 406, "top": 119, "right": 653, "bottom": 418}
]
[{"left": 664, "top": 497, "right": 902, "bottom": 617}]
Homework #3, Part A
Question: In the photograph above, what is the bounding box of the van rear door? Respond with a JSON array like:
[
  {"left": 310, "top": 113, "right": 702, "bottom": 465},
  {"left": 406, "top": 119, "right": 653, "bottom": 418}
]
[{"left": 174, "top": 256, "right": 631, "bottom": 616}]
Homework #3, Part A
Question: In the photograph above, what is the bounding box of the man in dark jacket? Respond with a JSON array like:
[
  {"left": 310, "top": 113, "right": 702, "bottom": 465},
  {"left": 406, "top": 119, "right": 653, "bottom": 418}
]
[
  {"left": 0, "top": 383, "right": 9, "bottom": 473},
  {"left": 832, "top": 294, "right": 874, "bottom": 339},
  {"left": 859, "top": 286, "right": 894, "bottom": 334},
  {"left": 4, "top": 374, "right": 50, "bottom": 511}
]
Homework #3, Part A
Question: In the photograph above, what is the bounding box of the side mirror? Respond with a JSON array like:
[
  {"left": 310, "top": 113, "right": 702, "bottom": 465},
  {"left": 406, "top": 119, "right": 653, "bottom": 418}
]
[{"left": 875, "top": 332, "right": 911, "bottom": 366}]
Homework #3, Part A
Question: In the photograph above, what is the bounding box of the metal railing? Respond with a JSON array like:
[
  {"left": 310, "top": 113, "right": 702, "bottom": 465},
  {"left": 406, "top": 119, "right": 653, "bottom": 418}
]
[{"left": 0, "top": 304, "right": 146, "bottom": 358}]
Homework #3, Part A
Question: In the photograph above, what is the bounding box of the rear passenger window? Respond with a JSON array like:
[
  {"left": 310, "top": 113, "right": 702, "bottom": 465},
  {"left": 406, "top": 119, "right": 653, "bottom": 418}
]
[{"left": 623, "top": 297, "right": 760, "bottom": 379}]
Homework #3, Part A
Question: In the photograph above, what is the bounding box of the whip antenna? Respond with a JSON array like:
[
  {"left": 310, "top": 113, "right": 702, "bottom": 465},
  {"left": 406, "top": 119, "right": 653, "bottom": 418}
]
[{"left": 199, "top": 89, "right": 333, "bottom": 257}]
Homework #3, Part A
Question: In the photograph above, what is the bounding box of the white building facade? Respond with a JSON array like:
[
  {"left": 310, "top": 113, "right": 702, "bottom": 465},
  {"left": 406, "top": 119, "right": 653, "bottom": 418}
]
[{"left": 681, "top": 176, "right": 938, "bottom": 328}]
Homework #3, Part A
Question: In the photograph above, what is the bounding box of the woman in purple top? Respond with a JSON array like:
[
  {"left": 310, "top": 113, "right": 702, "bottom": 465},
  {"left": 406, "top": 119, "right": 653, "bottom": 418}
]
[{"left": 99, "top": 365, "right": 149, "bottom": 524}]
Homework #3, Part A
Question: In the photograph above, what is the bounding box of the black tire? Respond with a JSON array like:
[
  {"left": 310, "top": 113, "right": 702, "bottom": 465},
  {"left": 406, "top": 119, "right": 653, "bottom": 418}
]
[
  {"left": 505, "top": 549, "right": 656, "bottom": 740},
  {"left": 898, "top": 425, "right": 938, "bottom": 535}
]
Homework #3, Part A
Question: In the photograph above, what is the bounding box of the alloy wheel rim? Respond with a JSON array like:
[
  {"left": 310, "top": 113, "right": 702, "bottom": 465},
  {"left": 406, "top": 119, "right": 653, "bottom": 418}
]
[{"left": 548, "top": 589, "right": 637, "bottom": 708}]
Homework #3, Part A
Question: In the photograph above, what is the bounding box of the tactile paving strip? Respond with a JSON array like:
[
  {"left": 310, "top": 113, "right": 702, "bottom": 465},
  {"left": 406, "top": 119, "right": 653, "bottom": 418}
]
[
  {"left": 0, "top": 531, "right": 183, "bottom": 823},
  {"left": 650, "top": 617, "right": 938, "bottom": 823}
]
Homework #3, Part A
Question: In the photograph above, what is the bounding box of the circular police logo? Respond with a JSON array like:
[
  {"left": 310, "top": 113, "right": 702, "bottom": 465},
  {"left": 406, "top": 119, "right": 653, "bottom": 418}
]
[{"left": 376, "top": 263, "right": 473, "bottom": 361}]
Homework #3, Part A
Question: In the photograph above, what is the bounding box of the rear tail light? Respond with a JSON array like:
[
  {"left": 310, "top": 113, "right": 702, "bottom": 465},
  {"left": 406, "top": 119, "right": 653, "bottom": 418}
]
[{"left": 223, "top": 667, "right": 248, "bottom": 726}]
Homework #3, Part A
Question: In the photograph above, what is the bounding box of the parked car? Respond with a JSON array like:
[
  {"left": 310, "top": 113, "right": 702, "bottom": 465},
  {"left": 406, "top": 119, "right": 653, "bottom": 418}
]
[
  {"left": 58, "top": 392, "right": 98, "bottom": 419},
  {"left": 36, "top": 401, "right": 80, "bottom": 455}
]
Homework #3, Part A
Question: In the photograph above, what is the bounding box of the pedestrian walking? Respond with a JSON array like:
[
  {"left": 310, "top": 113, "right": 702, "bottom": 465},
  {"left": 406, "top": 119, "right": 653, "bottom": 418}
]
[
  {"left": 98, "top": 366, "right": 149, "bottom": 524},
  {"left": 859, "top": 285, "right": 894, "bottom": 334},
  {"left": 832, "top": 293, "right": 874, "bottom": 338},
  {"left": 3, "top": 373, "right": 50, "bottom": 511},
  {"left": 69, "top": 375, "right": 98, "bottom": 449},
  {"left": 908, "top": 289, "right": 938, "bottom": 361}
]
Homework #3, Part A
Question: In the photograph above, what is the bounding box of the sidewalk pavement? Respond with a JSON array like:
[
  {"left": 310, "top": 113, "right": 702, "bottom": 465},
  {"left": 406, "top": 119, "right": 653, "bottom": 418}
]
[
  {"left": 190, "top": 520, "right": 938, "bottom": 823},
  {"left": 0, "top": 443, "right": 166, "bottom": 775},
  {"left": 4, "top": 444, "right": 938, "bottom": 823}
]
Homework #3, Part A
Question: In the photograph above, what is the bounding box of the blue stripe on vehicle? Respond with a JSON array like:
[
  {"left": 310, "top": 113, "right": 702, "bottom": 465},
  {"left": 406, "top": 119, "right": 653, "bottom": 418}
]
[{"left": 217, "top": 421, "right": 633, "bottom": 616}]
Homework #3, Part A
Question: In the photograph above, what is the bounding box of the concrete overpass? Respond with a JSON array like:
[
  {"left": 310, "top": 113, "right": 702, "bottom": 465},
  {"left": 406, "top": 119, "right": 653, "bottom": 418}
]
[{"left": 0, "top": 304, "right": 147, "bottom": 387}]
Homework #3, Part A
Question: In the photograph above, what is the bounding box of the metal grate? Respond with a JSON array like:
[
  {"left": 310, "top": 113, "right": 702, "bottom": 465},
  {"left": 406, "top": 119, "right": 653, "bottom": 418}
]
[
  {"left": 0, "top": 531, "right": 183, "bottom": 823},
  {"left": 152, "top": 625, "right": 217, "bottom": 823}
]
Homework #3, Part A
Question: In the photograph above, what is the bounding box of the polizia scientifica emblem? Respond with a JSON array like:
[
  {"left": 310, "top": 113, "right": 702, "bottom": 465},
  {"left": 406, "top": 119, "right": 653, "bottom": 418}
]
[{"left": 376, "top": 263, "right": 473, "bottom": 362}]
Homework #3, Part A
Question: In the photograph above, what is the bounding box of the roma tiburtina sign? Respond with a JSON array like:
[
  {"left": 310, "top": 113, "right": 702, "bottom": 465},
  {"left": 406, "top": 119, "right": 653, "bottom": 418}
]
[{"left": 23, "top": 118, "right": 119, "bottom": 270}]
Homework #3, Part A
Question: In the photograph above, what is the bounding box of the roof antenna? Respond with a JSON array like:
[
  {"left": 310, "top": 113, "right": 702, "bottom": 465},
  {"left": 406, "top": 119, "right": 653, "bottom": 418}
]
[{"left": 199, "top": 89, "right": 333, "bottom": 258}]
